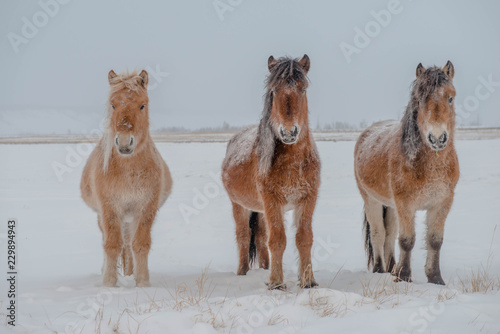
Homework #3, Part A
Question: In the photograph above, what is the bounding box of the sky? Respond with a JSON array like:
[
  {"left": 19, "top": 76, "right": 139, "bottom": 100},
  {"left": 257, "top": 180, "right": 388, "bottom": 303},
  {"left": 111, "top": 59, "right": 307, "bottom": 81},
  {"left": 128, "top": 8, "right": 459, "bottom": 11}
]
[{"left": 0, "top": 0, "right": 499, "bottom": 134}]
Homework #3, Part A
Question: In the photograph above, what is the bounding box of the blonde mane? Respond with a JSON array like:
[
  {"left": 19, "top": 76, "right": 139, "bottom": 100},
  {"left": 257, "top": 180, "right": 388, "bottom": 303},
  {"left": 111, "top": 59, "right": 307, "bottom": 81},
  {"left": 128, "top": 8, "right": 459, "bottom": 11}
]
[
  {"left": 108, "top": 70, "right": 147, "bottom": 96},
  {"left": 100, "top": 70, "right": 148, "bottom": 172}
]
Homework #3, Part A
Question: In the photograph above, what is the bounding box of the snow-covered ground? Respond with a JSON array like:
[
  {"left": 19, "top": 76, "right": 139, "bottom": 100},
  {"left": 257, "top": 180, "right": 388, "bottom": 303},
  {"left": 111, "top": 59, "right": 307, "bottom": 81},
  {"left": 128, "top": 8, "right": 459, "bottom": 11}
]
[{"left": 0, "top": 138, "right": 499, "bottom": 334}]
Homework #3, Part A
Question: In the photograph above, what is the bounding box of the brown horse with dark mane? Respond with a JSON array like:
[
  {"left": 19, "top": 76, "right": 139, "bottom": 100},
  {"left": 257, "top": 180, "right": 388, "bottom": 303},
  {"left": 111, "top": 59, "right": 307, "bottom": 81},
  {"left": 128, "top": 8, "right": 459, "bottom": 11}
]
[
  {"left": 354, "top": 61, "right": 459, "bottom": 284},
  {"left": 222, "top": 55, "right": 320, "bottom": 290}
]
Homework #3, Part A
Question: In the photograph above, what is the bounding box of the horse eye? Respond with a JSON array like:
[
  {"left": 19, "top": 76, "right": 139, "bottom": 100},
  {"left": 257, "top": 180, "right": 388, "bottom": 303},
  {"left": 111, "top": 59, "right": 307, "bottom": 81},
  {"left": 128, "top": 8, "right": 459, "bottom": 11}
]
[
  {"left": 301, "top": 89, "right": 306, "bottom": 94},
  {"left": 140, "top": 104, "right": 145, "bottom": 110},
  {"left": 111, "top": 104, "right": 115, "bottom": 110},
  {"left": 448, "top": 97, "right": 453, "bottom": 104}
]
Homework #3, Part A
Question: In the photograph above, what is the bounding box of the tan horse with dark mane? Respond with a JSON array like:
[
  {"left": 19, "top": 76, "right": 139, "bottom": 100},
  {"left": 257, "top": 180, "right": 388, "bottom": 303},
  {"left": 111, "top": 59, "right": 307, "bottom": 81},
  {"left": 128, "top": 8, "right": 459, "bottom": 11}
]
[
  {"left": 354, "top": 61, "right": 459, "bottom": 284},
  {"left": 222, "top": 55, "right": 320, "bottom": 290},
  {"left": 81, "top": 70, "right": 172, "bottom": 287}
]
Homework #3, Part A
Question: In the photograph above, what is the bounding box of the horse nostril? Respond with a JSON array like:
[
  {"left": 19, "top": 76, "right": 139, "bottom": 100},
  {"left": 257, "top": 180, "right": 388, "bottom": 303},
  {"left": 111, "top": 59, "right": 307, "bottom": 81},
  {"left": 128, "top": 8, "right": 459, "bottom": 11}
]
[
  {"left": 439, "top": 133, "right": 447, "bottom": 144},
  {"left": 428, "top": 134, "right": 437, "bottom": 145},
  {"left": 279, "top": 127, "right": 286, "bottom": 137},
  {"left": 291, "top": 126, "right": 298, "bottom": 137},
  {"left": 130, "top": 137, "right": 134, "bottom": 146},
  {"left": 115, "top": 137, "right": 119, "bottom": 146}
]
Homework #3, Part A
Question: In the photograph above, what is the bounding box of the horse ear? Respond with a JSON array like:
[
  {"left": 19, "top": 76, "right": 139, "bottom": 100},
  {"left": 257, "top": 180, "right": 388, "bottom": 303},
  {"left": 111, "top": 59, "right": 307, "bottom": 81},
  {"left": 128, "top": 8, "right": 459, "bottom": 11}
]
[
  {"left": 416, "top": 63, "right": 425, "bottom": 78},
  {"left": 139, "top": 70, "right": 149, "bottom": 88},
  {"left": 443, "top": 60, "right": 454, "bottom": 79},
  {"left": 299, "top": 54, "right": 310, "bottom": 73},
  {"left": 268, "top": 56, "right": 278, "bottom": 72},
  {"left": 108, "top": 70, "right": 117, "bottom": 84}
]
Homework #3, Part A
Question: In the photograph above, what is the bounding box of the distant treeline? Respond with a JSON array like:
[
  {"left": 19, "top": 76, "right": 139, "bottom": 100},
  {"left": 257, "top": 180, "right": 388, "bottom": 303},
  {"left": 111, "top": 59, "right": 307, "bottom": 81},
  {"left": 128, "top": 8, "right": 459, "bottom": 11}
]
[{"left": 153, "top": 120, "right": 487, "bottom": 134}]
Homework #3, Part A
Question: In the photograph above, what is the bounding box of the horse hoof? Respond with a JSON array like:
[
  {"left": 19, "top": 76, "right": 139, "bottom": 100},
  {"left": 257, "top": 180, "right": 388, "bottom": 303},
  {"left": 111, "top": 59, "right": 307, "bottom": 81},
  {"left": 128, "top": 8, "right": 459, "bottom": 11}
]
[
  {"left": 394, "top": 275, "right": 412, "bottom": 283},
  {"left": 427, "top": 276, "right": 445, "bottom": 285},
  {"left": 102, "top": 280, "right": 117, "bottom": 287},
  {"left": 102, "top": 275, "right": 117, "bottom": 287},
  {"left": 373, "top": 265, "right": 385, "bottom": 274},
  {"left": 299, "top": 280, "right": 318, "bottom": 289},
  {"left": 267, "top": 282, "right": 287, "bottom": 291},
  {"left": 237, "top": 268, "right": 249, "bottom": 276}
]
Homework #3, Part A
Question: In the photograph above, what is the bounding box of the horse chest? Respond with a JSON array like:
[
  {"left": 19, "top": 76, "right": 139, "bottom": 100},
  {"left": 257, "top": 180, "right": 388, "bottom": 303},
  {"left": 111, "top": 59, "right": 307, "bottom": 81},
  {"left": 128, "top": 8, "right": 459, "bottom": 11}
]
[
  {"left": 397, "top": 159, "right": 456, "bottom": 208},
  {"left": 264, "top": 162, "right": 314, "bottom": 206},
  {"left": 110, "top": 167, "right": 160, "bottom": 204}
]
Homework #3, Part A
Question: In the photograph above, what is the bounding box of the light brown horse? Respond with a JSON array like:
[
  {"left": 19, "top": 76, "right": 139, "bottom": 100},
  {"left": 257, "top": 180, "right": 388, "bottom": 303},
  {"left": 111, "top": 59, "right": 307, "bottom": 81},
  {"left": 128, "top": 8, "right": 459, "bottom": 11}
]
[
  {"left": 81, "top": 70, "right": 172, "bottom": 287},
  {"left": 222, "top": 55, "right": 321, "bottom": 290},
  {"left": 354, "top": 61, "right": 459, "bottom": 285}
]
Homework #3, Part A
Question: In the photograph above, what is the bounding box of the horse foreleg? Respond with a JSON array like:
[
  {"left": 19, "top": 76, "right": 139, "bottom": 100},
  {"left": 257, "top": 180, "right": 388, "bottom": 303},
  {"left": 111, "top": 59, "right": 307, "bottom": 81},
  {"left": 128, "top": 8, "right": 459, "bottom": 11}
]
[
  {"left": 255, "top": 213, "right": 269, "bottom": 270},
  {"left": 384, "top": 207, "right": 398, "bottom": 273},
  {"left": 132, "top": 207, "right": 156, "bottom": 287},
  {"left": 101, "top": 210, "right": 122, "bottom": 287},
  {"left": 295, "top": 197, "right": 318, "bottom": 288},
  {"left": 394, "top": 202, "right": 416, "bottom": 282},
  {"left": 263, "top": 200, "right": 286, "bottom": 290},
  {"left": 425, "top": 197, "right": 453, "bottom": 285},
  {"left": 232, "top": 202, "right": 252, "bottom": 275}
]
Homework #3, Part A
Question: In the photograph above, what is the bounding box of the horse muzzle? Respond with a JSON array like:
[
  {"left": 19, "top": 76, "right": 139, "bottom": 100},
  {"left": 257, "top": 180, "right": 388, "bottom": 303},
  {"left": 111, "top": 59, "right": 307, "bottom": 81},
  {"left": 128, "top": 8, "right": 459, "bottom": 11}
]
[
  {"left": 115, "top": 134, "right": 136, "bottom": 156},
  {"left": 279, "top": 124, "right": 300, "bottom": 145},
  {"left": 427, "top": 131, "right": 448, "bottom": 151}
]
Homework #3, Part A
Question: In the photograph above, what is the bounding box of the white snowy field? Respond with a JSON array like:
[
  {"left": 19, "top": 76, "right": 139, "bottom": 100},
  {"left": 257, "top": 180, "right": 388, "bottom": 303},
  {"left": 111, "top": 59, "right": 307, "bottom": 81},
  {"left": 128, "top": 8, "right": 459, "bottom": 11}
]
[{"left": 0, "top": 139, "right": 499, "bottom": 334}]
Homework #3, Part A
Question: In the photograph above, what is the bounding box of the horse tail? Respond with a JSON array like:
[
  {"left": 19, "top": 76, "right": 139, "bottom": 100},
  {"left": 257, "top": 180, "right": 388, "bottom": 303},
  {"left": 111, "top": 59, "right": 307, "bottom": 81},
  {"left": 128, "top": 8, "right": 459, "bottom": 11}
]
[
  {"left": 364, "top": 205, "right": 388, "bottom": 270},
  {"left": 249, "top": 211, "right": 259, "bottom": 266},
  {"left": 363, "top": 210, "right": 374, "bottom": 269}
]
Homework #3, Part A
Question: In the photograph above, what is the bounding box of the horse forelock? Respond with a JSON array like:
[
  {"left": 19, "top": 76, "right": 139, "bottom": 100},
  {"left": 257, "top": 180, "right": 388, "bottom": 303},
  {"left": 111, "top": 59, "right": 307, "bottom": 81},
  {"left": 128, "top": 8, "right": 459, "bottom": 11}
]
[
  {"left": 411, "top": 66, "right": 450, "bottom": 105},
  {"left": 108, "top": 70, "right": 147, "bottom": 97},
  {"left": 265, "top": 57, "right": 309, "bottom": 93}
]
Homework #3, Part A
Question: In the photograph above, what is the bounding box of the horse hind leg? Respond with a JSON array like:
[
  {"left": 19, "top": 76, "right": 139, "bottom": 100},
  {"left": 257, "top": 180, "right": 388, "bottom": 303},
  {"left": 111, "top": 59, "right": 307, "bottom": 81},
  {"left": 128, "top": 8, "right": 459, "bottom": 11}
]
[
  {"left": 232, "top": 202, "right": 252, "bottom": 275},
  {"left": 255, "top": 213, "right": 269, "bottom": 270},
  {"left": 384, "top": 207, "right": 398, "bottom": 273},
  {"left": 364, "top": 198, "right": 386, "bottom": 273}
]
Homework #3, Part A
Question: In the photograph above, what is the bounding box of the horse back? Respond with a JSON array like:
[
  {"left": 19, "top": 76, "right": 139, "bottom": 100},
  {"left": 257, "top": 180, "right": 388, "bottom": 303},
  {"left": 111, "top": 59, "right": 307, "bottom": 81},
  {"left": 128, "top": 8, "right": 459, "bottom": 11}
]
[
  {"left": 222, "top": 125, "right": 263, "bottom": 211},
  {"left": 354, "top": 121, "right": 399, "bottom": 203}
]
